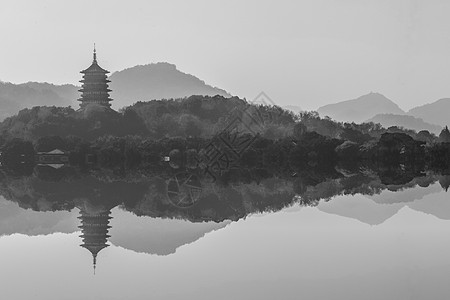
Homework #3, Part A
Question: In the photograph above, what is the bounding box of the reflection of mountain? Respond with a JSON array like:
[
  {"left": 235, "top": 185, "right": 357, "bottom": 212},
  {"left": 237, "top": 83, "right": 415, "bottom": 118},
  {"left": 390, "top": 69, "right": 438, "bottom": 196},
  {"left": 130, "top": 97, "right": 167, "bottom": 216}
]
[
  {"left": 1, "top": 166, "right": 449, "bottom": 273},
  {"left": 0, "top": 196, "right": 78, "bottom": 236},
  {"left": 1, "top": 165, "right": 449, "bottom": 237},
  {"left": 365, "top": 178, "right": 442, "bottom": 205},
  {"left": 318, "top": 194, "right": 403, "bottom": 225},
  {"left": 319, "top": 180, "right": 449, "bottom": 225},
  {"left": 407, "top": 189, "right": 450, "bottom": 220},
  {"left": 0, "top": 198, "right": 230, "bottom": 260},
  {"left": 109, "top": 207, "right": 230, "bottom": 255}
]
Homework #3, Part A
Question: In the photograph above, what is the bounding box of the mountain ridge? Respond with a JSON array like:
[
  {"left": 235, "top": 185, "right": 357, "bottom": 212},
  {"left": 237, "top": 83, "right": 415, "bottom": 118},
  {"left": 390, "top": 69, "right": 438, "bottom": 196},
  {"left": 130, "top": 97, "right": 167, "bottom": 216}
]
[
  {"left": 317, "top": 92, "right": 449, "bottom": 132},
  {"left": 366, "top": 113, "right": 442, "bottom": 134},
  {"left": 408, "top": 98, "right": 450, "bottom": 127},
  {"left": 109, "top": 62, "right": 230, "bottom": 109},
  {"left": 317, "top": 92, "right": 405, "bottom": 123}
]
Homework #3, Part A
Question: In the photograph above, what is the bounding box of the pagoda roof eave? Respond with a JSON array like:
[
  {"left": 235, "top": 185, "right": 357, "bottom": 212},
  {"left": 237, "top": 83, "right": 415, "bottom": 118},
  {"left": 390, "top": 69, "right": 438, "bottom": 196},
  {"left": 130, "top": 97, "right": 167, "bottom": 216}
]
[
  {"left": 78, "top": 89, "right": 112, "bottom": 92},
  {"left": 77, "top": 98, "right": 114, "bottom": 102},
  {"left": 80, "top": 70, "right": 110, "bottom": 74},
  {"left": 81, "top": 62, "right": 110, "bottom": 74}
]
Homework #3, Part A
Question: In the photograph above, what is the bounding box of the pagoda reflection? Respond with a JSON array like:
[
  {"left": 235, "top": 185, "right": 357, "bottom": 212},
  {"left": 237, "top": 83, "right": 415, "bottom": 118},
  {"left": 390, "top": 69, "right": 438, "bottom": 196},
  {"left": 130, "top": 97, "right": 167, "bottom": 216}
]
[{"left": 77, "top": 203, "right": 113, "bottom": 273}]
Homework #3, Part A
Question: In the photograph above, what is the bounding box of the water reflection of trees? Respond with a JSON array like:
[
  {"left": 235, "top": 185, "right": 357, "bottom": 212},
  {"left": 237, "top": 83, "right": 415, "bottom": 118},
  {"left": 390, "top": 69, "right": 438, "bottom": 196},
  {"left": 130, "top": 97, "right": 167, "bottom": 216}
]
[
  {"left": 0, "top": 163, "right": 448, "bottom": 222},
  {"left": 1, "top": 163, "right": 448, "bottom": 270}
]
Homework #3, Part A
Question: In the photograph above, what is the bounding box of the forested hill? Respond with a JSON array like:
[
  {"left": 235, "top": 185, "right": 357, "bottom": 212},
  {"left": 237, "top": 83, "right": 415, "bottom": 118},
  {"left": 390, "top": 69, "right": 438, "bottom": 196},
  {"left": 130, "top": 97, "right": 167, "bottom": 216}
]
[
  {"left": 0, "top": 95, "right": 446, "bottom": 146},
  {"left": 1, "top": 95, "right": 450, "bottom": 180},
  {"left": 0, "top": 95, "right": 295, "bottom": 141}
]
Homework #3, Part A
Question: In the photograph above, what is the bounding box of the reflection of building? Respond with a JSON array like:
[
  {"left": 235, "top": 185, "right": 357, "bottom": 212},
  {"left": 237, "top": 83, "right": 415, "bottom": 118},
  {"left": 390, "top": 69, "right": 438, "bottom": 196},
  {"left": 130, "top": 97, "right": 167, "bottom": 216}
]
[
  {"left": 78, "top": 209, "right": 112, "bottom": 273},
  {"left": 36, "top": 149, "right": 69, "bottom": 169},
  {"left": 78, "top": 45, "right": 113, "bottom": 109}
]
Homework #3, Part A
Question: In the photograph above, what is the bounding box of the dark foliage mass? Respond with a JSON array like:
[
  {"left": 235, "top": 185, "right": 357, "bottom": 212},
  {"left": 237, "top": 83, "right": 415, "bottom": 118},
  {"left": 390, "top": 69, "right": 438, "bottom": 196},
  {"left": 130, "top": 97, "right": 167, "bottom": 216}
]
[
  {"left": 0, "top": 95, "right": 446, "bottom": 143},
  {"left": 0, "top": 142, "right": 448, "bottom": 223},
  {"left": 0, "top": 95, "right": 448, "bottom": 223},
  {"left": 0, "top": 95, "right": 449, "bottom": 179}
]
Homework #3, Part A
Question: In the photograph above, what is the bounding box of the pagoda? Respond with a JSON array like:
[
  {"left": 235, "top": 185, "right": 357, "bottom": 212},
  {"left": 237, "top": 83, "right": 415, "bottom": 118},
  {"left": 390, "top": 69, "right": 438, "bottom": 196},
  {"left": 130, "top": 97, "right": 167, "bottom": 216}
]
[
  {"left": 78, "top": 208, "right": 112, "bottom": 273},
  {"left": 78, "top": 45, "right": 113, "bottom": 109}
]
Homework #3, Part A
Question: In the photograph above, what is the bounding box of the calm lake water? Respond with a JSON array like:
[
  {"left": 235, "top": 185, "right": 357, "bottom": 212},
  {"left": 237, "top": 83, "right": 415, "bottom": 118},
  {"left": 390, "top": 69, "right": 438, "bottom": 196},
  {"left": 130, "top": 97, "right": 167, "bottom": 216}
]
[{"left": 1, "top": 181, "right": 449, "bottom": 300}]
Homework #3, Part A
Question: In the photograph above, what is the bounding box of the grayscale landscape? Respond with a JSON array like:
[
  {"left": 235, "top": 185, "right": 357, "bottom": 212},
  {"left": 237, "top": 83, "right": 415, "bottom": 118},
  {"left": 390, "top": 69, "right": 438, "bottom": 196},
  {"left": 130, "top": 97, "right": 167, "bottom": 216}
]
[{"left": 1, "top": 1, "right": 450, "bottom": 299}]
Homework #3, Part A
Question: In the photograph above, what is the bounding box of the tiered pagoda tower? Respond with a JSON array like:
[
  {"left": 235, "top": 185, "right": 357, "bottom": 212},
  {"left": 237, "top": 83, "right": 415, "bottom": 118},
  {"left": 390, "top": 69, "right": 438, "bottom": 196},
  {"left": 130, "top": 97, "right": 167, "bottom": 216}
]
[
  {"left": 78, "top": 208, "right": 112, "bottom": 273},
  {"left": 78, "top": 45, "right": 113, "bottom": 109}
]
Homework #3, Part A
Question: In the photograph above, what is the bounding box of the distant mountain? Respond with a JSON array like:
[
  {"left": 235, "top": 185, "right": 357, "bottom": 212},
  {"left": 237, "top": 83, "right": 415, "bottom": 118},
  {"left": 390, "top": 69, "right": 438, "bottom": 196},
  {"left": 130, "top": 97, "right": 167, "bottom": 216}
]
[
  {"left": 366, "top": 113, "right": 442, "bottom": 134},
  {"left": 0, "top": 81, "right": 78, "bottom": 120},
  {"left": 0, "top": 62, "right": 230, "bottom": 120},
  {"left": 109, "top": 62, "right": 231, "bottom": 109},
  {"left": 21, "top": 82, "right": 79, "bottom": 105},
  {"left": 408, "top": 98, "right": 450, "bottom": 127},
  {"left": 317, "top": 92, "right": 405, "bottom": 123}
]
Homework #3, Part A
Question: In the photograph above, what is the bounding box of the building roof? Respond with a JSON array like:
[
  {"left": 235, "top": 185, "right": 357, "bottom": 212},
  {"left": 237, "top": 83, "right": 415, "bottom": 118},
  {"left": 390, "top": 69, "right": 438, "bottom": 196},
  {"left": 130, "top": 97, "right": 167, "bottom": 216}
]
[
  {"left": 80, "top": 46, "right": 110, "bottom": 74},
  {"left": 37, "top": 149, "right": 65, "bottom": 155},
  {"left": 81, "top": 61, "right": 110, "bottom": 74},
  {"left": 37, "top": 163, "right": 65, "bottom": 169}
]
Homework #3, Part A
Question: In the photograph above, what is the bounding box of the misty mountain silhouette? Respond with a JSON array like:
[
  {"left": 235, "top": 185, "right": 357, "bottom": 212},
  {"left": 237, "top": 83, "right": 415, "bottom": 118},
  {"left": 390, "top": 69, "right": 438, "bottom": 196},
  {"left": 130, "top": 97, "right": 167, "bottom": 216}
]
[
  {"left": 0, "top": 197, "right": 78, "bottom": 236},
  {"left": 0, "top": 82, "right": 78, "bottom": 121},
  {"left": 366, "top": 177, "right": 442, "bottom": 205},
  {"left": 318, "top": 181, "right": 450, "bottom": 225},
  {"left": 408, "top": 98, "right": 450, "bottom": 127},
  {"left": 109, "top": 62, "right": 230, "bottom": 109},
  {"left": 0, "top": 62, "right": 230, "bottom": 120},
  {"left": 109, "top": 208, "right": 231, "bottom": 255},
  {"left": 366, "top": 113, "right": 442, "bottom": 134},
  {"left": 318, "top": 195, "right": 403, "bottom": 225},
  {"left": 317, "top": 92, "right": 405, "bottom": 123},
  {"left": 0, "top": 198, "right": 231, "bottom": 256},
  {"left": 407, "top": 188, "right": 450, "bottom": 220},
  {"left": 21, "top": 82, "right": 79, "bottom": 105}
]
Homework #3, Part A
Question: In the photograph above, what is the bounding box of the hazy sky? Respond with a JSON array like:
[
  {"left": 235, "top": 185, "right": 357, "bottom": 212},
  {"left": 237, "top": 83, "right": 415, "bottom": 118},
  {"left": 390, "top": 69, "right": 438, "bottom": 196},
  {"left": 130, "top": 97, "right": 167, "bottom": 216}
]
[{"left": 1, "top": 0, "right": 450, "bottom": 111}]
